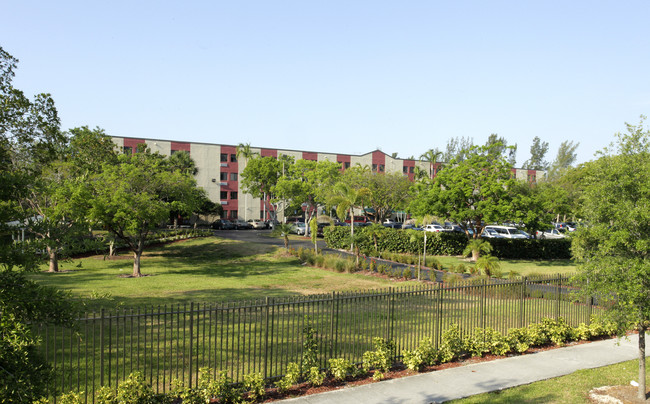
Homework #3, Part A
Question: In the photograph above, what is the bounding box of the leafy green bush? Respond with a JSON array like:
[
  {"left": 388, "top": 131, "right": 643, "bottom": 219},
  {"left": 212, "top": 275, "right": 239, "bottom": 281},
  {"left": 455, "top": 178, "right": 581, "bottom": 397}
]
[
  {"left": 402, "top": 337, "right": 437, "bottom": 371},
  {"left": 362, "top": 338, "right": 395, "bottom": 380},
  {"left": 243, "top": 372, "right": 265, "bottom": 402},
  {"left": 328, "top": 358, "right": 357, "bottom": 381},
  {"left": 275, "top": 362, "right": 301, "bottom": 393},
  {"left": 402, "top": 268, "right": 412, "bottom": 280}
]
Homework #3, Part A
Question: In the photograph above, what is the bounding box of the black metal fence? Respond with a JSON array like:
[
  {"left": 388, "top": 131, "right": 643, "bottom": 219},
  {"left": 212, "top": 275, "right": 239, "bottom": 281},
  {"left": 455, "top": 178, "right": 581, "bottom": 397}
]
[{"left": 37, "top": 275, "right": 599, "bottom": 402}]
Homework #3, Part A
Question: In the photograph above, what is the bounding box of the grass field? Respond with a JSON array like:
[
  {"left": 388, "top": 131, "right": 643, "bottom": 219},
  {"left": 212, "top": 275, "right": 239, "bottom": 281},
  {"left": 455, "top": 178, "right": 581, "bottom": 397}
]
[
  {"left": 30, "top": 236, "right": 414, "bottom": 311},
  {"left": 449, "top": 358, "right": 650, "bottom": 403},
  {"left": 434, "top": 255, "right": 576, "bottom": 277},
  {"left": 30, "top": 235, "right": 578, "bottom": 311}
]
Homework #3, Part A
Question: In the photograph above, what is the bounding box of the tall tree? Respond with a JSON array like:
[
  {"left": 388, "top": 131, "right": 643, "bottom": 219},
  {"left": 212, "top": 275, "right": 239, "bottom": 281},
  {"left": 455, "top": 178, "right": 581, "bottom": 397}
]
[
  {"left": 523, "top": 136, "right": 549, "bottom": 170},
  {"left": 548, "top": 140, "right": 579, "bottom": 179},
  {"left": 419, "top": 148, "right": 443, "bottom": 179},
  {"left": 274, "top": 159, "right": 341, "bottom": 233},
  {"left": 572, "top": 116, "right": 650, "bottom": 400},
  {"left": 485, "top": 134, "right": 517, "bottom": 166},
  {"left": 236, "top": 143, "right": 258, "bottom": 220},
  {"left": 86, "top": 147, "right": 204, "bottom": 277},
  {"left": 340, "top": 168, "right": 412, "bottom": 223},
  {"left": 0, "top": 46, "right": 78, "bottom": 404},
  {"left": 443, "top": 136, "right": 474, "bottom": 163},
  {"left": 409, "top": 142, "right": 516, "bottom": 239},
  {"left": 328, "top": 182, "right": 370, "bottom": 251}
]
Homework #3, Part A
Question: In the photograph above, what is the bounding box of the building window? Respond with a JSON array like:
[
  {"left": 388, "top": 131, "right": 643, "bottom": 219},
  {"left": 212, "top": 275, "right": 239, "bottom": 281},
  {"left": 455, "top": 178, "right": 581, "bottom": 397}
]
[
  {"left": 220, "top": 153, "right": 228, "bottom": 162},
  {"left": 379, "top": 164, "right": 385, "bottom": 172},
  {"left": 230, "top": 191, "right": 238, "bottom": 200},
  {"left": 230, "top": 172, "right": 238, "bottom": 181},
  {"left": 230, "top": 210, "right": 238, "bottom": 219},
  {"left": 220, "top": 191, "right": 228, "bottom": 200},
  {"left": 260, "top": 210, "right": 264, "bottom": 220},
  {"left": 123, "top": 146, "right": 132, "bottom": 155},
  {"left": 403, "top": 166, "right": 408, "bottom": 173},
  {"left": 345, "top": 162, "right": 350, "bottom": 169},
  {"left": 220, "top": 172, "right": 228, "bottom": 181},
  {"left": 230, "top": 154, "right": 237, "bottom": 162},
  {"left": 528, "top": 174, "right": 537, "bottom": 183},
  {"left": 409, "top": 166, "right": 414, "bottom": 173},
  {"left": 372, "top": 164, "right": 377, "bottom": 172}
]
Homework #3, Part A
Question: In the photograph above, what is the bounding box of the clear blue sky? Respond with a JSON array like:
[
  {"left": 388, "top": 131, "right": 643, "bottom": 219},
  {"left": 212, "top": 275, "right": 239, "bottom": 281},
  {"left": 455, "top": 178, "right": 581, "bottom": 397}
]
[{"left": 3, "top": 1, "right": 649, "bottom": 166}]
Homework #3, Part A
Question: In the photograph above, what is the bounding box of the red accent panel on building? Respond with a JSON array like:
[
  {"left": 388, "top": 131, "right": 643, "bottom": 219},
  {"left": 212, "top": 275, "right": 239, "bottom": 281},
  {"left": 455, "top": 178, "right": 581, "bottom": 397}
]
[
  {"left": 261, "top": 149, "right": 277, "bottom": 158},
  {"left": 302, "top": 152, "right": 317, "bottom": 161},
  {"left": 171, "top": 142, "right": 191, "bottom": 152},
  {"left": 372, "top": 151, "right": 385, "bottom": 165},
  {"left": 403, "top": 159, "right": 415, "bottom": 181},
  {"left": 123, "top": 138, "right": 145, "bottom": 153},
  {"left": 336, "top": 154, "right": 351, "bottom": 171}
]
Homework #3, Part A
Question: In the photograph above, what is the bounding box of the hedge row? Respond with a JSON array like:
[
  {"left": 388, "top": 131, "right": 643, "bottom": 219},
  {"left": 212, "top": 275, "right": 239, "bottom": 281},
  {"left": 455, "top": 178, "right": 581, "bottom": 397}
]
[{"left": 323, "top": 226, "right": 572, "bottom": 260}]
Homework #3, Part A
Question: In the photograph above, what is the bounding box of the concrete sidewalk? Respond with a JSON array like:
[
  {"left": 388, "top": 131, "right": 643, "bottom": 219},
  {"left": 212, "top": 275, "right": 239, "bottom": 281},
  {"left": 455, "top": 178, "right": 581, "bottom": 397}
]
[{"left": 280, "top": 335, "right": 646, "bottom": 404}]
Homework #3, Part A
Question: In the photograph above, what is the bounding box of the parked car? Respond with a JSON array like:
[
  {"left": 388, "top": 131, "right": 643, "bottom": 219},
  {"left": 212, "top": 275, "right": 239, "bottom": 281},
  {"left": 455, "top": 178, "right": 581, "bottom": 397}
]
[
  {"left": 424, "top": 224, "right": 445, "bottom": 232},
  {"left": 536, "top": 228, "right": 565, "bottom": 239},
  {"left": 247, "top": 219, "right": 266, "bottom": 229},
  {"left": 484, "top": 225, "right": 528, "bottom": 239},
  {"left": 291, "top": 222, "right": 306, "bottom": 235},
  {"left": 233, "top": 219, "right": 252, "bottom": 230},
  {"left": 481, "top": 228, "right": 503, "bottom": 238},
  {"left": 212, "top": 219, "right": 235, "bottom": 230}
]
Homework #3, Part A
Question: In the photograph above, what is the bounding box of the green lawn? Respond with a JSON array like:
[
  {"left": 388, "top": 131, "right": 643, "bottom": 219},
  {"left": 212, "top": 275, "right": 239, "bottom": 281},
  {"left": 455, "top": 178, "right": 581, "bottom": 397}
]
[
  {"left": 434, "top": 255, "right": 576, "bottom": 277},
  {"left": 450, "top": 358, "right": 650, "bottom": 403},
  {"left": 31, "top": 236, "right": 410, "bottom": 311}
]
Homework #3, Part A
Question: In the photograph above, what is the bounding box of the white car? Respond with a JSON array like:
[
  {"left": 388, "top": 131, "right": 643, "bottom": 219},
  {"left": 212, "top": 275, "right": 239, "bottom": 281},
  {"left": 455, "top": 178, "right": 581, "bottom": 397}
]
[
  {"left": 291, "top": 222, "right": 306, "bottom": 235},
  {"left": 484, "top": 225, "right": 528, "bottom": 239},
  {"left": 424, "top": 224, "right": 445, "bottom": 232},
  {"left": 536, "top": 228, "right": 565, "bottom": 239},
  {"left": 247, "top": 219, "right": 266, "bottom": 229}
]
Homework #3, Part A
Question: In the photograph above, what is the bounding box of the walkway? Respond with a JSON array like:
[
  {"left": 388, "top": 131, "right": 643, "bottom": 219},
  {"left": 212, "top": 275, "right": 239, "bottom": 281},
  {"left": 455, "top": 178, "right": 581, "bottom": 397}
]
[{"left": 280, "top": 334, "right": 646, "bottom": 404}]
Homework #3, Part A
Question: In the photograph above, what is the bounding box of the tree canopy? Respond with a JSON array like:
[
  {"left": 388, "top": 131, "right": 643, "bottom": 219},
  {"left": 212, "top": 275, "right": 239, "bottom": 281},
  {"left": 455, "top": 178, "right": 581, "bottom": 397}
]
[
  {"left": 409, "top": 142, "right": 516, "bottom": 238},
  {"left": 572, "top": 116, "right": 650, "bottom": 399},
  {"left": 86, "top": 147, "right": 204, "bottom": 276}
]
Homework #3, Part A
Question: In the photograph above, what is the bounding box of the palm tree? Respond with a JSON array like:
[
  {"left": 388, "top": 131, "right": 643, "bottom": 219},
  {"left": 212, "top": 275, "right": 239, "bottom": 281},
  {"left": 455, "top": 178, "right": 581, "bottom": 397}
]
[
  {"left": 272, "top": 223, "right": 294, "bottom": 249},
  {"left": 420, "top": 149, "right": 443, "bottom": 179},
  {"left": 476, "top": 255, "right": 501, "bottom": 277},
  {"left": 236, "top": 143, "right": 259, "bottom": 221},
  {"left": 329, "top": 182, "right": 370, "bottom": 252},
  {"left": 463, "top": 239, "right": 493, "bottom": 262}
]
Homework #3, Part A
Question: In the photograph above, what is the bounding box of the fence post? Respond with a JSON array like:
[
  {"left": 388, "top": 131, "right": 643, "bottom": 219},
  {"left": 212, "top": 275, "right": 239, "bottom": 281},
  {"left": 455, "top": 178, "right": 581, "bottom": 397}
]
[
  {"left": 329, "top": 292, "right": 338, "bottom": 359},
  {"left": 435, "top": 285, "right": 443, "bottom": 350},
  {"left": 556, "top": 276, "right": 561, "bottom": 320},
  {"left": 520, "top": 277, "right": 527, "bottom": 328},
  {"left": 387, "top": 287, "right": 395, "bottom": 342},
  {"left": 263, "top": 297, "right": 271, "bottom": 381},
  {"left": 189, "top": 302, "right": 193, "bottom": 388},
  {"left": 100, "top": 308, "right": 105, "bottom": 388},
  {"left": 481, "top": 278, "right": 486, "bottom": 330}
]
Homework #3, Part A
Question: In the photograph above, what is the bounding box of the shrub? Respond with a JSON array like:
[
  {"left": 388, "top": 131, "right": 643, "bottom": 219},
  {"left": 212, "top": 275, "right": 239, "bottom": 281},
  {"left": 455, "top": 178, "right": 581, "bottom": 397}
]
[
  {"left": 402, "top": 268, "right": 412, "bottom": 280},
  {"left": 243, "top": 372, "right": 265, "bottom": 402},
  {"left": 425, "top": 257, "right": 443, "bottom": 270},
  {"left": 438, "top": 324, "right": 468, "bottom": 363},
  {"left": 114, "top": 372, "right": 156, "bottom": 404},
  {"left": 369, "top": 259, "right": 377, "bottom": 272},
  {"left": 306, "top": 366, "right": 325, "bottom": 386},
  {"left": 362, "top": 337, "right": 395, "bottom": 380},
  {"left": 275, "top": 362, "right": 301, "bottom": 393},
  {"left": 328, "top": 358, "right": 356, "bottom": 381},
  {"left": 402, "top": 337, "right": 437, "bottom": 371}
]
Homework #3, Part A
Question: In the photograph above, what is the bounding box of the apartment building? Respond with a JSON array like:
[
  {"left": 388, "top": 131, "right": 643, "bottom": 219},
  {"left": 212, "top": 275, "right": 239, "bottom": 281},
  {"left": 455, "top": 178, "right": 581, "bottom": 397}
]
[{"left": 111, "top": 137, "right": 543, "bottom": 222}]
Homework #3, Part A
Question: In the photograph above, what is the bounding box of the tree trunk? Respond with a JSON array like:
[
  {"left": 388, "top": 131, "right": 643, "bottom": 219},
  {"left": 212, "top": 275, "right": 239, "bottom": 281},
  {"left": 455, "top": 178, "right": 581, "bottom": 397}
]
[
  {"left": 639, "top": 324, "right": 647, "bottom": 400},
  {"left": 47, "top": 246, "right": 59, "bottom": 272},
  {"left": 350, "top": 207, "right": 354, "bottom": 252},
  {"left": 472, "top": 250, "right": 479, "bottom": 262},
  {"left": 109, "top": 240, "right": 115, "bottom": 257},
  {"left": 132, "top": 241, "right": 144, "bottom": 277}
]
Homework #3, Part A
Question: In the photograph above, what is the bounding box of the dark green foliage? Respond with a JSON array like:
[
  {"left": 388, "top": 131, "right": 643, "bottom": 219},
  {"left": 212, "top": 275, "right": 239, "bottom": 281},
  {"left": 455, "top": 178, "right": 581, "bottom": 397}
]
[
  {"left": 0, "top": 271, "right": 78, "bottom": 403},
  {"left": 324, "top": 226, "right": 571, "bottom": 260}
]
